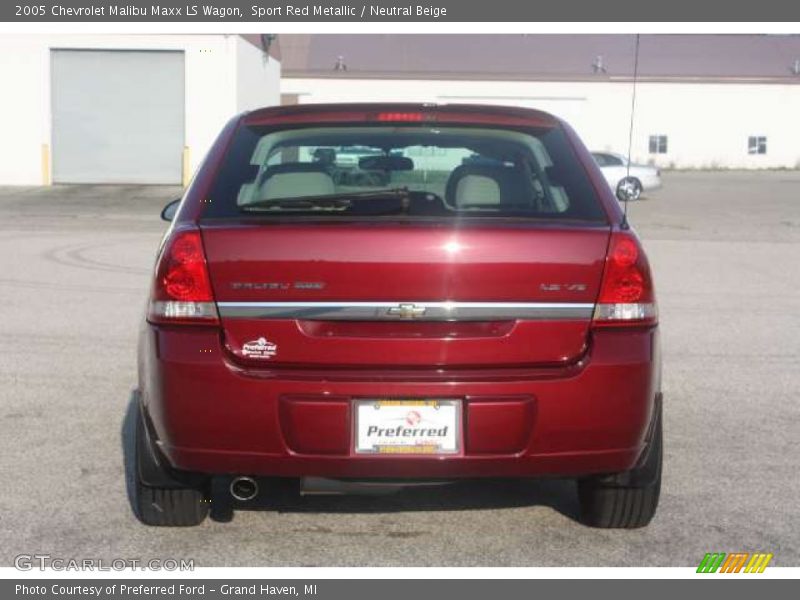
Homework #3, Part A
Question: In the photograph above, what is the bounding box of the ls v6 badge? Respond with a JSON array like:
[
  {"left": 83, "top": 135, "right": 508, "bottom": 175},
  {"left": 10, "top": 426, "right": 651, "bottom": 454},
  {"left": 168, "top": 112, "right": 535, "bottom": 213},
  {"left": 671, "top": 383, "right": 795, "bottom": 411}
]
[{"left": 540, "top": 283, "right": 588, "bottom": 292}]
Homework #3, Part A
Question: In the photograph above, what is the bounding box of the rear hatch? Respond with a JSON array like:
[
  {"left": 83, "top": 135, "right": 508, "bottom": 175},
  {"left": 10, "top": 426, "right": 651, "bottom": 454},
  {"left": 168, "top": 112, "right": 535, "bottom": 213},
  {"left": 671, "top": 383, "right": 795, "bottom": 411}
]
[
  {"left": 202, "top": 222, "right": 609, "bottom": 368},
  {"left": 197, "top": 105, "right": 611, "bottom": 368}
]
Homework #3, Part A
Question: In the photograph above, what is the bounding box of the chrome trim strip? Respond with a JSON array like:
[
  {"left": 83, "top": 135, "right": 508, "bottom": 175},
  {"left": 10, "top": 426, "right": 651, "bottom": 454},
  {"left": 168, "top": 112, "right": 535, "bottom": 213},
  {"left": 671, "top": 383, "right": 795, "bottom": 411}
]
[{"left": 216, "top": 301, "right": 594, "bottom": 321}]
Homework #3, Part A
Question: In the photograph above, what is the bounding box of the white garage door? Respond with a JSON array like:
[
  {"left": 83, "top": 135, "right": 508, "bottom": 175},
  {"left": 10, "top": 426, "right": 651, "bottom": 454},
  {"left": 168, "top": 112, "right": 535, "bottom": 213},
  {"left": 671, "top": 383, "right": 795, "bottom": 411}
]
[{"left": 51, "top": 50, "right": 185, "bottom": 184}]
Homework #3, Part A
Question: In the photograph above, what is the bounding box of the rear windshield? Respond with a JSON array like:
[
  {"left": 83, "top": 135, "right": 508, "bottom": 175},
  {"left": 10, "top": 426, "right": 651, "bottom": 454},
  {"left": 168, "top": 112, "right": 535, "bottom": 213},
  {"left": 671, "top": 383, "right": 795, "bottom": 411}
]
[{"left": 202, "top": 124, "right": 606, "bottom": 222}]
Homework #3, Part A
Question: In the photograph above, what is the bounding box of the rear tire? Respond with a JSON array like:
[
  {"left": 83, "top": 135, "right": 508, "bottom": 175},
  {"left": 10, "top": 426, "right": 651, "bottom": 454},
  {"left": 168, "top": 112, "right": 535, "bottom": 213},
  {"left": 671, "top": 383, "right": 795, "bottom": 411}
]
[
  {"left": 133, "top": 407, "right": 208, "bottom": 527},
  {"left": 134, "top": 480, "right": 209, "bottom": 527},
  {"left": 631, "top": 179, "right": 643, "bottom": 200},
  {"left": 208, "top": 476, "right": 235, "bottom": 523},
  {"left": 621, "top": 177, "right": 643, "bottom": 201},
  {"left": 577, "top": 400, "right": 662, "bottom": 528}
]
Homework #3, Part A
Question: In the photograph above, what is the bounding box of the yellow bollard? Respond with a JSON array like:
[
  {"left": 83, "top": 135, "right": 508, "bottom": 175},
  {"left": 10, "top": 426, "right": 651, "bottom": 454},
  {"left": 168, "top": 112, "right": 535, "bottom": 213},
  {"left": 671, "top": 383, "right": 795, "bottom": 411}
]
[
  {"left": 182, "top": 146, "right": 191, "bottom": 187},
  {"left": 41, "top": 144, "right": 51, "bottom": 185}
]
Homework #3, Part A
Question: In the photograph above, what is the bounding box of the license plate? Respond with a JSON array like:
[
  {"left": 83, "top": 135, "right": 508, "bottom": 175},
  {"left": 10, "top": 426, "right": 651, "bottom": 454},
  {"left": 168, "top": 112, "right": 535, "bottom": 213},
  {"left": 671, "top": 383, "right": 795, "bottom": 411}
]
[{"left": 354, "top": 399, "right": 461, "bottom": 455}]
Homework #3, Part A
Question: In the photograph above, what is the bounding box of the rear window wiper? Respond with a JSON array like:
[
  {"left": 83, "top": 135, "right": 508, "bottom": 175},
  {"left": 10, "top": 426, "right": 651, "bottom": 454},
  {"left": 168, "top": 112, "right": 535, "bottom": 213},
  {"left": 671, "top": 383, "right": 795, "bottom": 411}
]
[{"left": 240, "top": 187, "right": 411, "bottom": 213}]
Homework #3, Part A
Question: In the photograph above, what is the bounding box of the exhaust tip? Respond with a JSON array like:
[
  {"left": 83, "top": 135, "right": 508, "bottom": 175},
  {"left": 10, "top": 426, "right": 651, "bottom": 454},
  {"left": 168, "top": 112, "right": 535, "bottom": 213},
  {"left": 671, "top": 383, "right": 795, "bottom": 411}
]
[{"left": 230, "top": 476, "right": 259, "bottom": 501}]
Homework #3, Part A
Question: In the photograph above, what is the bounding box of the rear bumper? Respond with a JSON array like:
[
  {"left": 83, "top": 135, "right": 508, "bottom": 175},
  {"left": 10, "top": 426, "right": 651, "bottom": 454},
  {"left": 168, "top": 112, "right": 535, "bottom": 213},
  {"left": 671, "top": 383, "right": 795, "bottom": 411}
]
[{"left": 138, "top": 324, "right": 660, "bottom": 480}]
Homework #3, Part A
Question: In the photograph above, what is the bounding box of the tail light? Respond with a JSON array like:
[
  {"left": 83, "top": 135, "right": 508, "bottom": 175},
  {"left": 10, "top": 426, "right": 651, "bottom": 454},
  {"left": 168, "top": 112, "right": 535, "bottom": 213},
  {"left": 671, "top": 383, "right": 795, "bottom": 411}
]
[
  {"left": 147, "top": 227, "right": 219, "bottom": 325},
  {"left": 593, "top": 231, "right": 657, "bottom": 327}
]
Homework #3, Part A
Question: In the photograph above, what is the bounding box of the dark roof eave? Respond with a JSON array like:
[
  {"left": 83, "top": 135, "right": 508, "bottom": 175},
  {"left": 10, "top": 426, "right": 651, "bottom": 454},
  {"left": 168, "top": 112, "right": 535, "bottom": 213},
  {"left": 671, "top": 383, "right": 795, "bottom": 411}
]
[{"left": 282, "top": 70, "right": 800, "bottom": 85}]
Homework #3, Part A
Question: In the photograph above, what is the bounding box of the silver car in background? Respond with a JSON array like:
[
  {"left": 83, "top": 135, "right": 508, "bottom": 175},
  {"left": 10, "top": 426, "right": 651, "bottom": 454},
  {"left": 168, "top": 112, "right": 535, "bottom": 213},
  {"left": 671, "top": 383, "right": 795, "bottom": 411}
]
[{"left": 592, "top": 152, "right": 662, "bottom": 200}]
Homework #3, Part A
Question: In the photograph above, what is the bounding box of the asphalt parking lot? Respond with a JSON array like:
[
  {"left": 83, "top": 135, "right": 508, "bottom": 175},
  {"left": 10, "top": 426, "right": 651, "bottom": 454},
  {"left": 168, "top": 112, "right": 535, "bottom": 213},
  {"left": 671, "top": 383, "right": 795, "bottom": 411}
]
[{"left": 0, "top": 172, "right": 798, "bottom": 567}]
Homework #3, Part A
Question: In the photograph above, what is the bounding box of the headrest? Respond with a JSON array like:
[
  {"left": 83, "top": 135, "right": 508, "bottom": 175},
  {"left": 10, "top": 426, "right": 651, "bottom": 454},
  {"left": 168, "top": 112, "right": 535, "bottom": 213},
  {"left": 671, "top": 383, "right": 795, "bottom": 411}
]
[
  {"left": 454, "top": 175, "right": 501, "bottom": 207},
  {"left": 263, "top": 162, "right": 331, "bottom": 176},
  {"left": 259, "top": 163, "right": 335, "bottom": 200},
  {"left": 445, "top": 163, "right": 525, "bottom": 208}
]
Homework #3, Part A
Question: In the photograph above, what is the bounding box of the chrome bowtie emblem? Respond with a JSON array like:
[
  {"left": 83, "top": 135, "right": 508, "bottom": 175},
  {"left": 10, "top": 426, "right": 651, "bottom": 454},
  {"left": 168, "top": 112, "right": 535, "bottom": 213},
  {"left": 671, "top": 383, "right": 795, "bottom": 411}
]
[{"left": 386, "top": 303, "right": 426, "bottom": 318}]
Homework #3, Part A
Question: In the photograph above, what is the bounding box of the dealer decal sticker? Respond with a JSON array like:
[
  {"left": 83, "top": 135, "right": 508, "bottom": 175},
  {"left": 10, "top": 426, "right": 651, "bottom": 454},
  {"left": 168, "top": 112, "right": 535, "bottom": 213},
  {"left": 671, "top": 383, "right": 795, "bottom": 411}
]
[{"left": 241, "top": 337, "right": 277, "bottom": 359}]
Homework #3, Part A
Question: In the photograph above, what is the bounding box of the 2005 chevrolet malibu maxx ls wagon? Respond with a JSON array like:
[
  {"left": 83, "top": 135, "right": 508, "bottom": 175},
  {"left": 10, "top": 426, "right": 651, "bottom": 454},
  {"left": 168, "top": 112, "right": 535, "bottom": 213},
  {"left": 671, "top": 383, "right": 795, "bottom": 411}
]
[{"left": 134, "top": 103, "right": 662, "bottom": 528}]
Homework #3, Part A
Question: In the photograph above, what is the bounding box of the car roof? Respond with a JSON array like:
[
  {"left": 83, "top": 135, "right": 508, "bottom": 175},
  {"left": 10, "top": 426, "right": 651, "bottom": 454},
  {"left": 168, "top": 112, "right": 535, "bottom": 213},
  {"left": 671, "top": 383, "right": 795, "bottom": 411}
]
[{"left": 592, "top": 151, "right": 627, "bottom": 160}]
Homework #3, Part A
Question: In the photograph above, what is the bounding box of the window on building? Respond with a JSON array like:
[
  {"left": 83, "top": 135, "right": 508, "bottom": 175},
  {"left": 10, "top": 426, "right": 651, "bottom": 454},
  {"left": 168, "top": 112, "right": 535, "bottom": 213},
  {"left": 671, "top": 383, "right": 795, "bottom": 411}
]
[
  {"left": 748, "top": 136, "right": 767, "bottom": 155},
  {"left": 648, "top": 135, "right": 668, "bottom": 154}
]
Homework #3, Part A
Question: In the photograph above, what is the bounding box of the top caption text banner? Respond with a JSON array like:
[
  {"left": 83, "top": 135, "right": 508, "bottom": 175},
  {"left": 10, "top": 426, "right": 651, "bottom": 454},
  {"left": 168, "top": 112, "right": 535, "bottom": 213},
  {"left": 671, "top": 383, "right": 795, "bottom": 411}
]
[{"left": 4, "top": 0, "right": 800, "bottom": 22}]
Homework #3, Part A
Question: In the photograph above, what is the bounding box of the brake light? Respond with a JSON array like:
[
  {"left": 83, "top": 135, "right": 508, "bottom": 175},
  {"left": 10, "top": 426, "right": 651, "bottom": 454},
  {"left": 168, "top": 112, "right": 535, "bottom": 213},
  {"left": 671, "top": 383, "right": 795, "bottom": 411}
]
[
  {"left": 376, "top": 111, "right": 425, "bottom": 122},
  {"left": 593, "top": 232, "right": 657, "bottom": 326},
  {"left": 148, "top": 227, "right": 219, "bottom": 324}
]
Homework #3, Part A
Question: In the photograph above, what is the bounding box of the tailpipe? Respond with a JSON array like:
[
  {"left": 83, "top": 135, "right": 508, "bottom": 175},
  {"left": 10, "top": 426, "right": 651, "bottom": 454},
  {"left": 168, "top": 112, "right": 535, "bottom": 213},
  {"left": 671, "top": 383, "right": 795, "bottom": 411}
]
[{"left": 229, "top": 476, "right": 259, "bottom": 502}]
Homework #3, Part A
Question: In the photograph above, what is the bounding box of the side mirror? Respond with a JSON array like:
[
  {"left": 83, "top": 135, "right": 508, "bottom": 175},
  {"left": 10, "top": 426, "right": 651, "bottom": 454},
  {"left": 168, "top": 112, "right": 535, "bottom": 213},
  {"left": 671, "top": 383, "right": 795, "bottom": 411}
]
[
  {"left": 161, "top": 198, "right": 181, "bottom": 222},
  {"left": 616, "top": 178, "right": 639, "bottom": 203}
]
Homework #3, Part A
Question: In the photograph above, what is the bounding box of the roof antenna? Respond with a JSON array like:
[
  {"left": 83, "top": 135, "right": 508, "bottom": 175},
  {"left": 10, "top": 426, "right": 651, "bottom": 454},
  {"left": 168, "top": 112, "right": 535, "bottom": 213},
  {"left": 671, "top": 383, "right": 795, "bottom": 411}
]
[{"left": 621, "top": 34, "right": 640, "bottom": 231}]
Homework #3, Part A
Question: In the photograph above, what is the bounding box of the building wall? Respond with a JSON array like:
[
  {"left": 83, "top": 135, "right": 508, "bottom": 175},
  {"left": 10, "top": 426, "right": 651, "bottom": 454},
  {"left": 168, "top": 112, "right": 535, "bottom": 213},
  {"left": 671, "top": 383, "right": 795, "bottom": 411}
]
[
  {"left": 236, "top": 36, "right": 281, "bottom": 113},
  {"left": 0, "top": 34, "right": 281, "bottom": 186},
  {"left": 281, "top": 77, "right": 800, "bottom": 169}
]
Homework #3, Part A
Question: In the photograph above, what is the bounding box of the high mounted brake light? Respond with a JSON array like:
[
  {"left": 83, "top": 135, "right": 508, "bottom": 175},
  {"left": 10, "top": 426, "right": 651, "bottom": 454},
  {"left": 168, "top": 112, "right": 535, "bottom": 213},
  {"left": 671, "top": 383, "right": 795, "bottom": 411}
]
[
  {"left": 592, "top": 232, "right": 657, "bottom": 327},
  {"left": 376, "top": 112, "right": 426, "bottom": 122},
  {"left": 148, "top": 227, "right": 219, "bottom": 325}
]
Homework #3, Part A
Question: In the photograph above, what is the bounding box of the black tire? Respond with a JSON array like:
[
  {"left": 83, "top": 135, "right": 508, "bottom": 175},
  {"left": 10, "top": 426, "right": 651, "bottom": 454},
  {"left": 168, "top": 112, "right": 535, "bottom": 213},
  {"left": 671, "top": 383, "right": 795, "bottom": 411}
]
[
  {"left": 133, "top": 408, "right": 209, "bottom": 527},
  {"left": 208, "top": 476, "right": 235, "bottom": 523},
  {"left": 134, "top": 480, "right": 209, "bottom": 527},
  {"left": 630, "top": 179, "right": 643, "bottom": 200},
  {"left": 577, "top": 399, "right": 662, "bottom": 528},
  {"left": 617, "top": 177, "right": 643, "bottom": 201},
  {"left": 628, "top": 178, "right": 643, "bottom": 200}
]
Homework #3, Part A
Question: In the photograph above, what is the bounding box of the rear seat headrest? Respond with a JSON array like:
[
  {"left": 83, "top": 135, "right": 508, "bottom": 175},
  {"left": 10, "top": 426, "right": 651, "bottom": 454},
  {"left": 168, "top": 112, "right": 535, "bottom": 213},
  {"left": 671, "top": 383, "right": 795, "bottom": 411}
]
[
  {"left": 259, "top": 162, "right": 335, "bottom": 200},
  {"left": 263, "top": 162, "right": 332, "bottom": 176},
  {"left": 454, "top": 175, "right": 501, "bottom": 206},
  {"left": 445, "top": 163, "right": 527, "bottom": 208}
]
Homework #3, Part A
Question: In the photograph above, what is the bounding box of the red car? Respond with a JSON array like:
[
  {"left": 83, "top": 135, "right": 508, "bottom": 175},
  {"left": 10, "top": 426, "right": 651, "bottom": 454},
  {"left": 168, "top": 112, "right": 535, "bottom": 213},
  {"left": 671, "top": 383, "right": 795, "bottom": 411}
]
[{"left": 135, "top": 104, "right": 662, "bottom": 528}]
